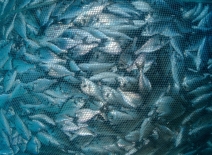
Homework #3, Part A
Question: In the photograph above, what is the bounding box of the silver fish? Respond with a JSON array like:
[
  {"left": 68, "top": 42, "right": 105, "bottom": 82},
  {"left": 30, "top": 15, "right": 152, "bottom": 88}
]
[
  {"left": 138, "top": 69, "right": 152, "bottom": 96},
  {"left": 191, "top": 92, "right": 212, "bottom": 108},
  {"left": 155, "top": 96, "right": 185, "bottom": 122},
  {"left": 189, "top": 124, "right": 212, "bottom": 143},
  {"left": 98, "top": 39, "right": 122, "bottom": 55},
  {"left": 118, "top": 89, "right": 143, "bottom": 108},
  {"left": 135, "top": 35, "right": 169, "bottom": 54},
  {"left": 40, "top": 63, "right": 73, "bottom": 78},
  {"left": 117, "top": 76, "right": 138, "bottom": 92},
  {"left": 27, "top": 78, "right": 57, "bottom": 93},
  {"left": 108, "top": 110, "right": 135, "bottom": 125},
  {"left": 139, "top": 118, "right": 155, "bottom": 141},
  {"left": 182, "top": 74, "right": 210, "bottom": 91},
  {"left": 71, "top": 43, "right": 98, "bottom": 59},
  {"left": 107, "top": 3, "right": 139, "bottom": 18},
  {"left": 125, "top": 130, "right": 140, "bottom": 142},
  {"left": 36, "top": 132, "right": 61, "bottom": 148},
  {"left": 39, "top": 40, "right": 67, "bottom": 54},
  {"left": 171, "top": 51, "right": 185, "bottom": 90},
  {"left": 89, "top": 72, "right": 120, "bottom": 81},
  {"left": 39, "top": 48, "right": 66, "bottom": 64},
  {"left": 98, "top": 28, "right": 132, "bottom": 40},
  {"left": 79, "top": 62, "right": 114, "bottom": 73},
  {"left": 51, "top": 37, "right": 82, "bottom": 50},
  {"left": 132, "top": 1, "right": 153, "bottom": 12},
  {"left": 102, "top": 86, "right": 131, "bottom": 108},
  {"left": 196, "top": 37, "right": 210, "bottom": 71},
  {"left": 80, "top": 77, "right": 104, "bottom": 101},
  {"left": 76, "top": 108, "right": 100, "bottom": 123},
  {"left": 182, "top": 107, "right": 206, "bottom": 125},
  {"left": 63, "top": 28, "right": 101, "bottom": 43},
  {"left": 187, "top": 84, "right": 212, "bottom": 98}
]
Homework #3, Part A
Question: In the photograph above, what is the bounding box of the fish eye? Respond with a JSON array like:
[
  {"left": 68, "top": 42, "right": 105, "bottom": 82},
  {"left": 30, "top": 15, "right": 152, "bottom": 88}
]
[
  {"left": 82, "top": 84, "right": 87, "bottom": 88},
  {"left": 105, "top": 93, "right": 110, "bottom": 98},
  {"left": 95, "top": 54, "right": 99, "bottom": 59},
  {"left": 122, "top": 83, "right": 127, "bottom": 87}
]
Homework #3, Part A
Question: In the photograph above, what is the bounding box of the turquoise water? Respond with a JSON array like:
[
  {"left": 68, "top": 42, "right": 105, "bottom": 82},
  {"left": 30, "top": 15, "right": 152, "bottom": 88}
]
[{"left": 0, "top": 0, "right": 211, "bottom": 154}]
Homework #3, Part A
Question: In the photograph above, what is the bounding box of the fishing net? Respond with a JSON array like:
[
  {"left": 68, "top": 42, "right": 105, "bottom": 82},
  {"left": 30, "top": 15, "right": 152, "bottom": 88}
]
[{"left": 0, "top": 0, "right": 212, "bottom": 154}]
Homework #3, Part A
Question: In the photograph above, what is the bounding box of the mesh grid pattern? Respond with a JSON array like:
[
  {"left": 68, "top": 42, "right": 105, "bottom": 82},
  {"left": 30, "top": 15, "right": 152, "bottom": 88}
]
[{"left": 0, "top": 0, "right": 212, "bottom": 154}]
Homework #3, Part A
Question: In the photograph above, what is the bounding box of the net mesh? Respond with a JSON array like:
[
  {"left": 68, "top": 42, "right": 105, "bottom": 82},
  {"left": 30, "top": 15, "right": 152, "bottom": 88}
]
[{"left": 0, "top": 0, "right": 212, "bottom": 154}]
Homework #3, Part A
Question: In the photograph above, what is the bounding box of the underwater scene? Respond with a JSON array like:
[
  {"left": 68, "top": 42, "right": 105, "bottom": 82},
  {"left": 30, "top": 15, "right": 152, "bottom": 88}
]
[{"left": 0, "top": 0, "right": 212, "bottom": 154}]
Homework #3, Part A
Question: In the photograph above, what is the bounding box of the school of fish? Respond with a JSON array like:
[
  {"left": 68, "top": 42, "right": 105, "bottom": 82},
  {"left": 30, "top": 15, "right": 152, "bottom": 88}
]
[{"left": 0, "top": 0, "right": 211, "bottom": 154}]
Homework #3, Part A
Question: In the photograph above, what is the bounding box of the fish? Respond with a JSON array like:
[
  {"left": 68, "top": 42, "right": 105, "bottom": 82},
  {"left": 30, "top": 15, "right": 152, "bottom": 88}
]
[
  {"left": 16, "top": 0, "right": 31, "bottom": 9},
  {"left": 76, "top": 108, "right": 100, "bottom": 123},
  {"left": 117, "top": 138, "right": 134, "bottom": 151},
  {"left": 0, "top": 109, "right": 11, "bottom": 135},
  {"left": 138, "top": 69, "right": 152, "bottom": 96},
  {"left": 191, "top": 92, "right": 212, "bottom": 108},
  {"left": 27, "top": 120, "right": 47, "bottom": 132},
  {"left": 14, "top": 115, "right": 31, "bottom": 140},
  {"left": 189, "top": 124, "right": 212, "bottom": 143},
  {"left": 187, "top": 84, "right": 212, "bottom": 98},
  {"left": 0, "top": 41, "right": 13, "bottom": 68},
  {"left": 175, "top": 126, "right": 189, "bottom": 147},
  {"left": 107, "top": 110, "right": 135, "bottom": 125},
  {"left": 193, "top": 4, "right": 209, "bottom": 23},
  {"left": 80, "top": 77, "right": 104, "bottom": 101},
  {"left": 39, "top": 3, "right": 56, "bottom": 26},
  {"left": 0, "top": 129, "right": 13, "bottom": 154},
  {"left": 0, "top": 0, "right": 211, "bottom": 154},
  {"left": 40, "top": 63, "right": 73, "bottom": 78},
  {"left": 102, "top": 86, "right": 132, "bottom": 108},
  {"left": 39, "top": 48, "right": 66, "bottom": 64},
  {"left": 36, "top": 132, "right": 61, "bottom": 148},
  {"left": 14, "top": 13, "right": 27, "bottom": 38},
  {"left": 107, "top": 3, "right": 139, "bottom": 18},
  {"left": 182, "top": 107, "right": 206, "bottom": 125},
  {"left": 171, "top": 51, "right": 185, "bottom": 90},
  {"left": 135, "top": 35, "right": 169, "bottom": 54},
  {"left": 26, "top": 136, "right": 41, "bottom": 155},
  {"left": 139, "top": 118, "right": 155, "bottom": 141},
  {"left": 98, "top": 39, "right": 122, "bottom": 55},
  {"left": 27, "top": 78, "right": 57, "bottom": 93},
  {"left": 4, "top": 14, "right": 16, "bottom": 39},
  {"left": 71, "top": 43, "right": 98, "bottom": 59},
  {"left": 155, "top": 96, "right": 185, "bottom": 122},
  {"left": 78, "top": 62, "right": 115, "bottom": 73},
  {"left": 3, "top": 70, "right": 17, "bottom": 92},
  {"left": 98, "top": 28, "right": 133, "bottom": 40},
  {"left": 125, "top": 130, "right": 140, "bottom": 142},
  {"left": 117, "top": 76, "right": 138, "bottom": 92},
  {"left": 132, "top": 1, "right": 153, "bottom": 12},
  {"left": 118, "top": 89, "right": 144, "bottom": 108},
  {"left": 196, "top": 37, "right": 210, "bottom": 71},
  {"left": 89, "top": 72, "right": 120, "bottom": 81},
  {"left": 182, "top": 74, "right": 211, "bottom": 91},
  {"left": 62, "top": 28, "right": 101, "bottom": 43}
]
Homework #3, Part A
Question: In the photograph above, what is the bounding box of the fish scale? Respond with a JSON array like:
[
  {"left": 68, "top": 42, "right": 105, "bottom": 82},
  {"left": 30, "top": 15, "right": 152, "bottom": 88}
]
[{"left": 0, "top": 0, "right": 211, "bottom": 154}]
